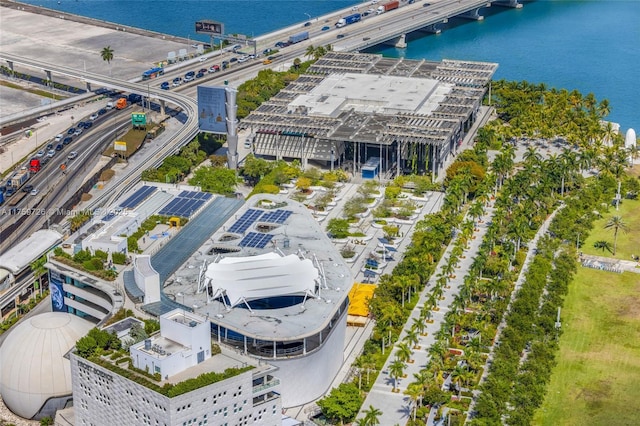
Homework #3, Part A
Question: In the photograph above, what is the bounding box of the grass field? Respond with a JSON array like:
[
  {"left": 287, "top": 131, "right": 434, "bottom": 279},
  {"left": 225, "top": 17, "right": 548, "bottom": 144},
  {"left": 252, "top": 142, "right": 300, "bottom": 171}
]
[
  {"left": 580, "top": 198, "right": 640, "bottom": 261},
  {"left": 533, "top": 268, "right": 640, "bottom": 426}
]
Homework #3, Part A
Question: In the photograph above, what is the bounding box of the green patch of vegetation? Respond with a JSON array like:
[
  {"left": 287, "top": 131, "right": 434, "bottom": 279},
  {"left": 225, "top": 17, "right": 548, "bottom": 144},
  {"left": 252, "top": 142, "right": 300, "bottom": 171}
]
[
  {"left": 580, "top": 199, "right": 640, "bottom": 260},
  {"left": 141, "top": 136, "right": 222, "bottom": 184},
  {"left": 77, "top": 327, "right": 252, "bottom": 398},
  {"left": 53, "top": 247, "right": 118, "bottom": 280},
  {"left": 533, "top": 269, "right": 640, "bottom": 426}
]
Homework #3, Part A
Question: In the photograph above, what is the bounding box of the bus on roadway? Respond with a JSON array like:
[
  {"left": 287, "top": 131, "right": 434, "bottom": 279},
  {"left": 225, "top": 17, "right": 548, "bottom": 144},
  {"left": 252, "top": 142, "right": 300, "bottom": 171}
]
[{"left": 141, "top": 67, "right": 165, "bottom": 80}]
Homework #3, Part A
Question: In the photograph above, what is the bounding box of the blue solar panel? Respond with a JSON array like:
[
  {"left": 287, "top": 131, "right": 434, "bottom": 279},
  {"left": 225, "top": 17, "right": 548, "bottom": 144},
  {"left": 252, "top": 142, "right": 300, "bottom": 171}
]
[
  {"left": 120, "top": 185, "right": 157, "bottom": 209},
  {"left": 158, "top": 196, "right": 206, "bottom": 218},
  {"left": 102, "top": 212, "right": 116, "bottom": 221},
  {"left": 228, "top": 209, "right": 264, "bottom": 233},
  {"left": 239, "top": 232, "right": 273, "bottom": 248},
  {"left": 261, "top": 209, "right": 292, "bottom": 224}
]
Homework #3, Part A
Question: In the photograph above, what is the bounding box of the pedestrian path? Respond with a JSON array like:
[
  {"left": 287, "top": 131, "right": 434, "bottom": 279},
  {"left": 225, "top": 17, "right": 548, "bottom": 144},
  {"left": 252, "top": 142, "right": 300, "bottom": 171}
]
[{"left": 357, "top": 203, "right": 496, "bottom": 425}]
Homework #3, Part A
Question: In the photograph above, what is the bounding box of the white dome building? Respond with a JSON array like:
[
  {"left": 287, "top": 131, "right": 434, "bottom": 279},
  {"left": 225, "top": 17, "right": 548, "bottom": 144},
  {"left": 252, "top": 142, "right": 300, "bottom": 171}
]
[
  {"left": 625, "top": 128, "right": 636, "bottom": 149},
  {"left": 0, "top": 312, "right": 93, "bottom": 420}
]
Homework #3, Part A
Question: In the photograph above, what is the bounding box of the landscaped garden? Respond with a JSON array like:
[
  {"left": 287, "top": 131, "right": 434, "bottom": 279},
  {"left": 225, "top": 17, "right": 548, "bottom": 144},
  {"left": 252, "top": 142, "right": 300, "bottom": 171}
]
[{"left": 579, "top": 196, "right": 639, "bottom": 259}]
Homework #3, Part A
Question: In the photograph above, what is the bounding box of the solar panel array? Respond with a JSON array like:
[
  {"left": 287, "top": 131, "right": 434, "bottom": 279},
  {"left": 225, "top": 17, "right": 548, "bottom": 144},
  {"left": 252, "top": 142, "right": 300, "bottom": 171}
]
[
  {"left": 178, "top": 190, "right": 213, "bottom": 201},
  {"left": 120, "top": 185, "right": 157, "bottom": 209},
  {"left": 158, "top": 191, "right": 212, "bottom": 218},
  {"left": 260, "top": 209, "right": 293, "bottom": 224},
  {"left": 239, "top": 232, "right": 273, "bottom": 249},
  {"left": 228, "top": 209, "right": 263, "bottom": 233}
]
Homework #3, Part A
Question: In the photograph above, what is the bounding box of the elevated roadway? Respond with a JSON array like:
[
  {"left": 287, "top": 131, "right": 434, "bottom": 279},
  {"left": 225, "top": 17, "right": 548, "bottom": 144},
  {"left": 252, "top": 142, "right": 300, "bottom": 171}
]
[
  {"left": 0, "top": 52, "right": 199, "bottom": 210},
  {"left": 331, "top": 0, "right": 520, "bottom": 52}
]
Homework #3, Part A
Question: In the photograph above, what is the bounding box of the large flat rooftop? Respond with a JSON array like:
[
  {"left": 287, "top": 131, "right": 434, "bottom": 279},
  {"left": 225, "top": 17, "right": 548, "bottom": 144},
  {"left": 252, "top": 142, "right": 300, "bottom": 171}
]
[{"left": 163, "top": 194, "right": 354, "bottom": 341}]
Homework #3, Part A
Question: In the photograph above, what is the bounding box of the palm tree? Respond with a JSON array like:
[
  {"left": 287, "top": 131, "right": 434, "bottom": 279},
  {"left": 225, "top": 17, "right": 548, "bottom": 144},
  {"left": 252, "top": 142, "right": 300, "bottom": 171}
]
[
  {"left": 362, "top": 405, "right": 383, "bottom": 426},
  {"left": 100, "top": 46, "right": 114, "bottom": 76},
  {"left": 396, "top": 342, "right": 413, "bottom": 365},
  {"left": 30, "top": 255, "right": 47, "bottom": 296},
  {"left": 404, "top": 328, "right": 420, "bottom": 350},
  {"left": 404, "top": 384, "right": 423, "bottom": 421},
  {"left": 450, "top": 365, "right": 467, "bottom": 397},
  {"left": 412, "top": 317, "right": 427, "bottom": 336},
  {"left": 604, "top": 215, "right": 628, "bottom": 255},
  {"left": 389, "top": 359, "right": 405, "bottom": 392},
  {"left": 305, "top": 44, "right": 315, "bottom": 59}
]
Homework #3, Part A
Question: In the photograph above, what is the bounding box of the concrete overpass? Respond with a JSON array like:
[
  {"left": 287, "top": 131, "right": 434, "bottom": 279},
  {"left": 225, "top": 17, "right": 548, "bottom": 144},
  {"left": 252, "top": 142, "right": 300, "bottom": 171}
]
[{"left": 0, "top": 52, "right": 200, "bottom": 209}]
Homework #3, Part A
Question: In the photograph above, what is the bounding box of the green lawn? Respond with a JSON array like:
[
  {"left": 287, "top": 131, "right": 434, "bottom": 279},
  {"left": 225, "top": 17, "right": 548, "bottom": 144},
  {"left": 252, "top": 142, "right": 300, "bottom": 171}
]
[
  {"left": 580, "top": 198, "right": 640, "bottom": 260},
  {"left": 533, "top": 268, "right": 640, "bottom": 426}
]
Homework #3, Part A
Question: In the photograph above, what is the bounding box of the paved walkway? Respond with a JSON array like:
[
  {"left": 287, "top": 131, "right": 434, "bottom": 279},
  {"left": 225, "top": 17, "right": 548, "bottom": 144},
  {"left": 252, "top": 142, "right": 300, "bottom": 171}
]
[
  {"left": 357, "top": 203, "right": 496, "bottom": 425},
  {"left": 579, "top": 253, "right": 640, "bottom": 274}
]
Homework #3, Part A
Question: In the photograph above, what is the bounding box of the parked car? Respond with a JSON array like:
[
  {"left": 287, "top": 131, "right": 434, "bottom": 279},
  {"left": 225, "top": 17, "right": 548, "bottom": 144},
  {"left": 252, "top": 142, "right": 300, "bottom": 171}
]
[
  {"left": 74, "top": 128, "right": 83, "bottom": 136},
  {"left": 196, "top": 72, "right": 205, "bottom": 79},
  {"left": 36, "top": 150, "right": 45, "bottom": 157},
  {"left": 337, "top": 34, "right": 345, "bottom": 39},
  {"left": 77, "top": 122, "right": 87, "bottom": 129},
  {"left": 208, "top": 65, "right": 220, "bottom": 73},
  {"left": 304, "top": 22, "right": 311, "bottom": 27},
  {"left": 230, "top": 57, "right": 238, "bottom": 63},
  {"left": 83, "top": 122, "right": 93, "bottom": 129},
  {"left": 54, "top": 134, "right": 63, "bottom": 142},
  {"left": 98, "top": 108, "right": 107, "bottom": 115},
  {"left": 5, "top": 187, "right": 15, "bottom": 197},
  {"left": 67, "top": 128, "right": 76, "bottom": 135},
  {"left": 55, "top": 143, "right": 63, "bottom": 151},
  {"left": 199, "top": 68, "right": 208, "bottom": 74},
  {"left": 46, "top": 143, "right": 54, "bottom": 150},
  {"left": 63, "top": 137, "right": 72, "bottom": 145},
  {"left": 89, "top": 113, "right": 99, "bottom": 121},
  {"left": 322, "top": 26, "right": 330, "bottom": 31}
]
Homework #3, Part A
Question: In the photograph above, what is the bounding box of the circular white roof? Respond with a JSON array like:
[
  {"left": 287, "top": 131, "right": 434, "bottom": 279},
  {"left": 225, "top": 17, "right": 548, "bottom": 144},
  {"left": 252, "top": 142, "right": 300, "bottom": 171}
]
[{"left": 0, "top": 312, "right": 93, "bottom": 419}]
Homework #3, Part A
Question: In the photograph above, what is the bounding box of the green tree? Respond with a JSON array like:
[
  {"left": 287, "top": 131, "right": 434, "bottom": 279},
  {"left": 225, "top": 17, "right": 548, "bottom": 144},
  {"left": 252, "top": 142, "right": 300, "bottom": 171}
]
[
  {"left": 317, "top": 383, "right": 363, "bottom": 425},
  {"left": 75, "top": 335, "right": 98, "bottom": 358},
  {"left": 100, "top": 46, "right": 114, "bottom": 76},
  {"left": 326, "top": 218, "right": 350, "bottom": 239},
  {"left": 188, "top": 166, "right": 237, "bottom": 195},
  {"left": 389, "top": 359, "right": 406, "bottom": 392},
  {"left": 604, "top": 215, "right": 628, "bottom": 255},
  {"left": 362, "top": 405, "right": 383, "bottom": 426}
]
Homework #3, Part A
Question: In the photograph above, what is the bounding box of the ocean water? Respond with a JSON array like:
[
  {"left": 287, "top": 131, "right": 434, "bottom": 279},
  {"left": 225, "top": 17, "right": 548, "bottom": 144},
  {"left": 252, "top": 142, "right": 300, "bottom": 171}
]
[{"left": 21, "top": 0, "right": 639, "bottom": 131}]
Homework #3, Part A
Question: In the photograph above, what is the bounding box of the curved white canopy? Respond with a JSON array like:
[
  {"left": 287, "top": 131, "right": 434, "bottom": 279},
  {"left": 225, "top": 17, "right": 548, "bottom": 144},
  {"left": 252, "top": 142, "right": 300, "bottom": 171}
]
[{"left": 205, "top": 253, "right": 318, "bottom": 307}]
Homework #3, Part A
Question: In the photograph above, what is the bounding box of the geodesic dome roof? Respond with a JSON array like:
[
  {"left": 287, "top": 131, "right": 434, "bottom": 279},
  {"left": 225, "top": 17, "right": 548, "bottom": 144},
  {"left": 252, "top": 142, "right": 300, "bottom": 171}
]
[{"left": 0, "top": 312, "right": 93, "bottom": 419}]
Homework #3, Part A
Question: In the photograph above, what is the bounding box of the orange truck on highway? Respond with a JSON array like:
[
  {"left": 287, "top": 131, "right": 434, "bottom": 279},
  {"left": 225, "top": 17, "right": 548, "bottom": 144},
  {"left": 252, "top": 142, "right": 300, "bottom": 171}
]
[{"left": 115, "top": 97, "right": 127, "bottom": 109}]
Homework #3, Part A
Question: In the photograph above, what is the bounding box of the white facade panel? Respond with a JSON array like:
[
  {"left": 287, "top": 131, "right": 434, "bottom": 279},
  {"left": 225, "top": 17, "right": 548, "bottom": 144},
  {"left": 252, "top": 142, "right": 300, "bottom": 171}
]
[{"left": 270, "top": 308, "right": 348, "bottom": 408}]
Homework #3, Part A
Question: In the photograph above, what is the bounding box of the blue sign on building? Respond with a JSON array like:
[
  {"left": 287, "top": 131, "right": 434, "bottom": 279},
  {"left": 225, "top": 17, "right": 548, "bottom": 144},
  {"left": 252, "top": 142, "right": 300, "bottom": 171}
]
[
  {"left": 197, "top": 86, "right": 227, "bottom": 134},
  {"left": 49, "top": 270, "right": 67, "bottom": 312}
]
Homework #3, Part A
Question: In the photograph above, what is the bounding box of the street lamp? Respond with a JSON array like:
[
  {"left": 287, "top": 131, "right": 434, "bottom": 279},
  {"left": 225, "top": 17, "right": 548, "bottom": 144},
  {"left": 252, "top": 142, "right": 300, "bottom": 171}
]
[{"left": 304, "top": 12, "right": 311, "bottom": 21}]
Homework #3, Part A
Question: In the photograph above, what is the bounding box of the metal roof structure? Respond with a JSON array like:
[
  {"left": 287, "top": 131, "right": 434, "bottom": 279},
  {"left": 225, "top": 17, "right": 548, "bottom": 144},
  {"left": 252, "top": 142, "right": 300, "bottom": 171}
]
[
  {"left": 162, "top": 194, "right": 353, "bottom": 342},
  {"left": 240, "top": 52, "right": 497, "bottom": 171},
  {"left": 0, "top": 229, "right": 62, "bottom": 274}
]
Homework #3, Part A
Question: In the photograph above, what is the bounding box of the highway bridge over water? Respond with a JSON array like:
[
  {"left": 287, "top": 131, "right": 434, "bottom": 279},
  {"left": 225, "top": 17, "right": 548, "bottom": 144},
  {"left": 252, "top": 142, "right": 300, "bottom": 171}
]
[{"left": 332, "top": 0, "right": 522, "bottom": 51}]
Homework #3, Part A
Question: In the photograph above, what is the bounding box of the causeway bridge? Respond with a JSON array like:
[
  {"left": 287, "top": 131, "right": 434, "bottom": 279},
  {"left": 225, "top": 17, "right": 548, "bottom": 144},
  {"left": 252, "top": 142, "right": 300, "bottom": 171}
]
[{"left": 330, "top": 0, "right": 522, "bottom": 52}]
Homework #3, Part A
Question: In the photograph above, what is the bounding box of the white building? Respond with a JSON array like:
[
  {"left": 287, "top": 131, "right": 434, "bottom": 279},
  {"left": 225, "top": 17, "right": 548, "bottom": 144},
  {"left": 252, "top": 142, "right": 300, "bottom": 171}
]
[
  {"left": 67, "top": 309, "right": 282, "bottom": 426},
  {"left": 161, "top": 194, "right": 354, "bottom": 408}
]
